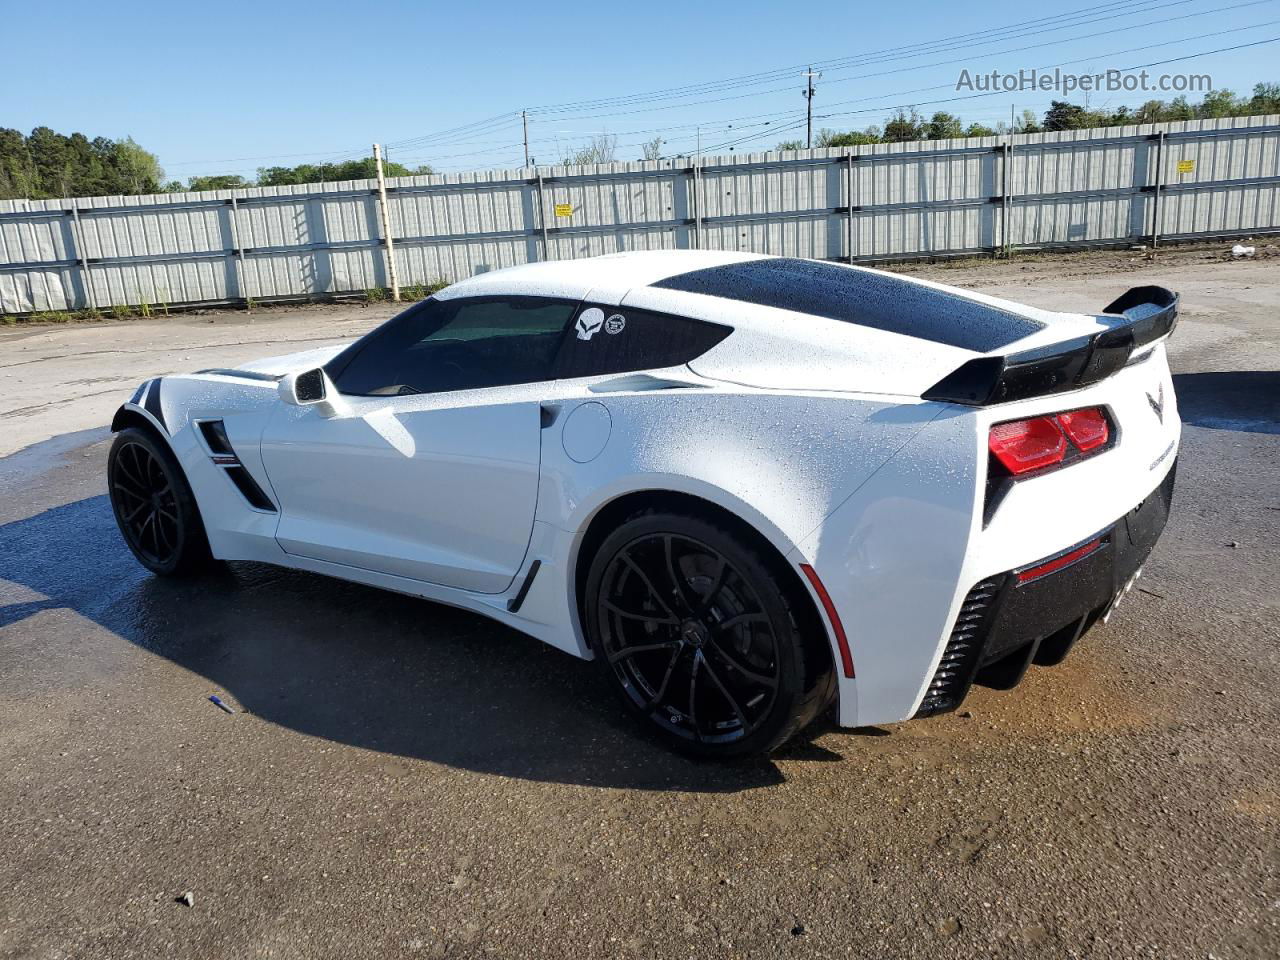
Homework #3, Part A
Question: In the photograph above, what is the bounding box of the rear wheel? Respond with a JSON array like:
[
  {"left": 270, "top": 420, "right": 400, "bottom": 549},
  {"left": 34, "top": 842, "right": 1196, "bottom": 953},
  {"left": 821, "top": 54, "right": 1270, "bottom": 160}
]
[
  {"left": 584, "top": 509, "right": 834, "bottom": 758},
  {"left": 108, "top": 427, "right": 213, "bottom": 576}
]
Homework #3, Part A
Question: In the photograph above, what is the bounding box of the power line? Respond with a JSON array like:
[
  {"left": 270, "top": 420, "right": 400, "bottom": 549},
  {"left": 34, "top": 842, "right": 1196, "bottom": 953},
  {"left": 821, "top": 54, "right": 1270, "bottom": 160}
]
[
  {"left": 525, "top": 0, "right": 1209, "bottom": 117},
  {"left": 168, "top": 0, "right": 1274, "bottom": 177},
  {"left": 524, "top": 0, "right": 1183, "bottom": 114},
  {"left": 698, "top": 31, "right": 1280, "bottom": 154}
]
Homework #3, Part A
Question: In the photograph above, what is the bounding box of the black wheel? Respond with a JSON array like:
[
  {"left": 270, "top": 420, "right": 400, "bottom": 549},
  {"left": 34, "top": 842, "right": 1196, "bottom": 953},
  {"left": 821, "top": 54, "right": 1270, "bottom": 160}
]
[
  {"left": 108, "top": 427, "right": 213, "bottom": 576},
  {"left": 584, "top": 509, "right": 835, "bottom": 758}
]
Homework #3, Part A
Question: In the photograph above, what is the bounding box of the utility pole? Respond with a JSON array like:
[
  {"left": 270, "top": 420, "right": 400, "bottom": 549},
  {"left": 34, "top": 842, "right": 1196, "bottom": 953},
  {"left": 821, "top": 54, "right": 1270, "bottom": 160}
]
[
  {"left": 522, "top": 110, "right": 530, "bottom": 168},
  {"left": 803, "top": 67, "right": 820, "bottom": 148},
  {"left": 372, "top": 143, "right": 401, "bottom": 303}
]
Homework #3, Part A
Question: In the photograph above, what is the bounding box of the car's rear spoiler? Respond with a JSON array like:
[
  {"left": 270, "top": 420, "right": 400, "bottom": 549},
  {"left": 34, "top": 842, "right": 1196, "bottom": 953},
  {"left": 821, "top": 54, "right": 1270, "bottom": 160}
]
[{"left": 922, "top": 285, "right": 1178, "bottom": 406}]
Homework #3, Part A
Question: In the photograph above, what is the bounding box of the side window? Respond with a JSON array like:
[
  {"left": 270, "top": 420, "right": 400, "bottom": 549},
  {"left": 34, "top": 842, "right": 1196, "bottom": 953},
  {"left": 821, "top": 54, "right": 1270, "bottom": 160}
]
[
  {"left": 556, "top": 304, "right": 732, "bottom": 380},
  {"left": 328, "top": 296, "right": 577, "bottom": 396}
]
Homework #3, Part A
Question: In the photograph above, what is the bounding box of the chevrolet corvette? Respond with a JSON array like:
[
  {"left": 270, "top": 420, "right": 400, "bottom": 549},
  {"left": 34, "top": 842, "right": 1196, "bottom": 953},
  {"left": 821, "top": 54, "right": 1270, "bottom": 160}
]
[{"left": 107, "top": 252, "right": 1180, "bottom": 757}]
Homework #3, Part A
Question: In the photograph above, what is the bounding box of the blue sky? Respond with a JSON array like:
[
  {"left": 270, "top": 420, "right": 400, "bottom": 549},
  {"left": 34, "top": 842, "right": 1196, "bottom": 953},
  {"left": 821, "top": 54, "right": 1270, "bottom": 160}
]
[{"left": 2, "top": 0, "right": 1276, "bottom": 181}]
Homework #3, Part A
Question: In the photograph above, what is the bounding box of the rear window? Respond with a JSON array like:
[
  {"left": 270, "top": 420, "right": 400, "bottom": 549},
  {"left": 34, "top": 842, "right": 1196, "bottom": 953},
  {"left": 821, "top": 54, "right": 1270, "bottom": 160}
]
[{"left": 652, "top": 257, "right": 1042, "bottom": 352}]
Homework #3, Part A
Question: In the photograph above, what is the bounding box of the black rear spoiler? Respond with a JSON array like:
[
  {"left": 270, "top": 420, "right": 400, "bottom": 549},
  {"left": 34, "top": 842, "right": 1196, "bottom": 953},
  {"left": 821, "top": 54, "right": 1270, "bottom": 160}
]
[{"left": 922, "top": 285, "right": 1178, "bottom": 406}]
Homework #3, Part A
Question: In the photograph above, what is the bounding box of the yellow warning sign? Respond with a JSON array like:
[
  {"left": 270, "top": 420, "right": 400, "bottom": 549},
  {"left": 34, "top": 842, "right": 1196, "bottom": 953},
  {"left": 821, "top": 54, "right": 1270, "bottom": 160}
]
[
  {"left": 1176, "top": 159, "right": 1195, "bottom": 174},
  {"left": 554, "top": 203, "right": 573, "bottom": 217}
]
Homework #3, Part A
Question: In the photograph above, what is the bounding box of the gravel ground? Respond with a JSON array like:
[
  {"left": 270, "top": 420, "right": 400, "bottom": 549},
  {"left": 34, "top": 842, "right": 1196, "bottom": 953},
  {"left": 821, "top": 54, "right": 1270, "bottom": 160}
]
[{"left": 1, "top": 246, "right": 1277, "bottom": 958}]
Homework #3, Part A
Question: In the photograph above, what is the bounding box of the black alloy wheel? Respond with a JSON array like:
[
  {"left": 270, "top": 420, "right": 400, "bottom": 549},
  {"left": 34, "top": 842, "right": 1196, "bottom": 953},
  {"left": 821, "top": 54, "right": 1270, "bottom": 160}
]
[
  {"left": 108, "top": 427, "right": 212, "bottom": 576},
  {"left": 586, "top": 510, "right": 833, "bottom": 757}
]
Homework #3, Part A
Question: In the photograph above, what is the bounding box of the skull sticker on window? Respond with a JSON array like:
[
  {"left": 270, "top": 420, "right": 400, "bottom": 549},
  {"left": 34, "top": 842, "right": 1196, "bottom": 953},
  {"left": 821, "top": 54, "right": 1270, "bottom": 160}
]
[{"left": 575, "top": 307, "right": 605, "bottom": 340}]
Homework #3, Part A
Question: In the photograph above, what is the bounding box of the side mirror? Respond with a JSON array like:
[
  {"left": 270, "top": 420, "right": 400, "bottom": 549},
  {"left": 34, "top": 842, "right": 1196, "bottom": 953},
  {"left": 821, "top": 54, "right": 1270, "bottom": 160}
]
[{"left": 278, "top": 368, "right": 346, "bottom": 418}]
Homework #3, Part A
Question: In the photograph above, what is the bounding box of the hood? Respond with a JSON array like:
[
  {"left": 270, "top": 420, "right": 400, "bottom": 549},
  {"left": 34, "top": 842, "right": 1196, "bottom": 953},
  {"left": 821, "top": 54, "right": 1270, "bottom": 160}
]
[{"left": 234, "top": 342, "right": 350, "bottom": 376}]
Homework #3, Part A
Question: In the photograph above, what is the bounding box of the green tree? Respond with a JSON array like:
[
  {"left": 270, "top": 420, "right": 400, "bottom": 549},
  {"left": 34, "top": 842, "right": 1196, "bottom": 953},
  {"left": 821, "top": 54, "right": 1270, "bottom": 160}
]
[
  {"left": 1043, "top": 101, "right": 1091, "bottom": 131},
  {"left": 775, "top": 139, "right": 805, "bottom": 151},
  {"left": 814, "top": 127, "right": 882, "bottom": 147},
  {"left": 111, "top": 137, "right": 165, "bottom": 194},
  {"left": 923, "top": 112, "right": 964, "bottom": 140},
  {"left": 882, "top": 109, "right": 923, "bottom": 142},
  {"left": 185, "top": 174, "right": 253, "bottom": 192},
  {"left": 1249, "top": 82, "right": 1280, "bottom": 113},
  {"left": 1165, "top": 96, "right": 1195, "bottom": 121},
  {"left": 257, "top": 157, "right": 431, "bottom": 186},
  {"left": 1014, "top": 108, "right": 1042, "bottom": 134},
  {"left": 964, "top": 122, "right": 998, "bottom": 137},
  {"left": 1198, "top": 89, "right": 1240, "bottom": 118},
  {"left": 0, "top": 127, "right": 37, "bottom": 199}
]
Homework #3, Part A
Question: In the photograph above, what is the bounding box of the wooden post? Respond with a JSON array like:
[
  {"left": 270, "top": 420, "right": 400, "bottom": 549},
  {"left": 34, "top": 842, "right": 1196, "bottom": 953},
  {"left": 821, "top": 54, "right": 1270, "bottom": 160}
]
[
  {"left": 228, "top": 196, "right": 252, "bottom": 317},
  {"left": 692, "top": 162, "right": 703, "bottom": 250},
  {"left": 1001, "top": 142, "right": 1014, "bottom": 256},
  {"left": 845, "top": 153, "right": 855, "bottom": 263},
  {"left": 1150, "top": 130, "right": 1166, "bottom": 248},
  {"left": 372, "top": 143, "right": 401, "bottom": 302},
  {"left": 536, "top": 171, "right": 550, "bottom": 261}
]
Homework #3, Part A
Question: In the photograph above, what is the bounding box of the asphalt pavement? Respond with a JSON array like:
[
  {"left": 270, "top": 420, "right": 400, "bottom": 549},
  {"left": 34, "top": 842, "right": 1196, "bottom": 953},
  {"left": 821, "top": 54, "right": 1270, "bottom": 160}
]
[{"left": 1, "top": 248, "right": 1277, "bottom": 959}]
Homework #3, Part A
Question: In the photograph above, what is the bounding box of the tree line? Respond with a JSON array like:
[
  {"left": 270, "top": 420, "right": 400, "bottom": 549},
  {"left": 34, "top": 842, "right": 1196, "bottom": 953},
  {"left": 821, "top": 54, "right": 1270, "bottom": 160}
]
[
  {"left": 3, "top": 84, "right": 1276, "bottom": 200},
  {"left": 775, "top": 83, "right": 1280, "bottom": 149},
  {"left": 0, "top": 128, "right": 434, "bottom": 201}
]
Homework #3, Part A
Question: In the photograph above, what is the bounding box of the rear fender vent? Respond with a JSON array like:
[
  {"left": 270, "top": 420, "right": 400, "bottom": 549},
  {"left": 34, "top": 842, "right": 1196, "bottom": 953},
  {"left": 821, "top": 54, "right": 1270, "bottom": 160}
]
[{"left": 915, "top": 576, "right": 1007, "bottom": 717}]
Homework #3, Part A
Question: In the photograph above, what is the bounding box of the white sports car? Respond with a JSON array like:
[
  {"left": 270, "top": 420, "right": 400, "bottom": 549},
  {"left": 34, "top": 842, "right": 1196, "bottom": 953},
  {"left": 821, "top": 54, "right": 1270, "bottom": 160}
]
[{"left": 107, "top": 252, "right": 1180, "bottom": 757}]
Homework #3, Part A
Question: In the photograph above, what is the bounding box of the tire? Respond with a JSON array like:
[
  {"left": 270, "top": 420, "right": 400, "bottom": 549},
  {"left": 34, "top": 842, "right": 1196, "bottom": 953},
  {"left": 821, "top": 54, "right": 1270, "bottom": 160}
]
[
  {"left": 583, "top": 508, "right": 835, "bottom": 759},
  {"left": 108, "top": 426, "right": 214, "bottom": 576}
]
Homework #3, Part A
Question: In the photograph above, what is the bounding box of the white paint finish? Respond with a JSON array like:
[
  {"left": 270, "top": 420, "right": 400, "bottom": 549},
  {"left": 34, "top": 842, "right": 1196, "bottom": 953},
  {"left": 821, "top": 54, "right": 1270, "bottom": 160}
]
[
  {"left": 436, "top": 248, "right": 760, "bottom": 305},
  {"left": 114, "top": 251, "right": 1184, "bottom": 734},
  {"left": 560, "top": 401, "right": 612, "bottom": 463},
  {"left": 799, "top": 344, "right": 1181, "bottom": 726},
  {"left": 259, "top": 391, "right": 542, "bottom": 594}
]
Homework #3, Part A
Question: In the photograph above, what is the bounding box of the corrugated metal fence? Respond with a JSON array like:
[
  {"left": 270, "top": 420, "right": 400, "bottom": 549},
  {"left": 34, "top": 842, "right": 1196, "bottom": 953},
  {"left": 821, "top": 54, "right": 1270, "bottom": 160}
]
[{"left": 2, "top": 115, "right": 1278, "bottom": 315}]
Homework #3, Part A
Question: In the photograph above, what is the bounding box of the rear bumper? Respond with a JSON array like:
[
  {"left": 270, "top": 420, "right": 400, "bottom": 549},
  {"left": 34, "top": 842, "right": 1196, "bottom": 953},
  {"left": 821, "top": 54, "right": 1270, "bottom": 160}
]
[{"left": 916, "top": 460, "right": 1176, "bottom": 716}]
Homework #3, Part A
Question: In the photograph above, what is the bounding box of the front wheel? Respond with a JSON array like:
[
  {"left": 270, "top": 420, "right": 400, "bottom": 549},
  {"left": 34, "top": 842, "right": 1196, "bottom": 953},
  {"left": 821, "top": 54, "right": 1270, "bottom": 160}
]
[
  {"left": 108, "top": 427, "right": 214, "bottom": 576},
  {"left": 584, "top": 510, "right": 834, "bottom": 758}
]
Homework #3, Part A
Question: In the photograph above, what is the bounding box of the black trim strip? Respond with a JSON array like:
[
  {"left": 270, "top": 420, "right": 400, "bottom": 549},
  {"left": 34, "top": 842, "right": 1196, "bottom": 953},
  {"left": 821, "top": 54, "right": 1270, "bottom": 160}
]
[
  {"left": 506, "top": 559, "right": 542, "bottom": 613},
  {"left": 142, "top": 378, "right": 167, "bottom": 433}
]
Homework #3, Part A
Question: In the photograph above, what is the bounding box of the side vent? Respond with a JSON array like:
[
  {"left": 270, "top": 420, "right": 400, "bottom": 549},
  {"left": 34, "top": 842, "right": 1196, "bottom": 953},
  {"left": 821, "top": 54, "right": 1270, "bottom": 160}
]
[
  {"left": 197, "top": 419, "right": 237, "bottom": 461},
  {"left": 225, "top": 466, "right": 277, "bottom": 512},
  {"left": 196, "top": 419, "right": 277, "bottom": 512}
]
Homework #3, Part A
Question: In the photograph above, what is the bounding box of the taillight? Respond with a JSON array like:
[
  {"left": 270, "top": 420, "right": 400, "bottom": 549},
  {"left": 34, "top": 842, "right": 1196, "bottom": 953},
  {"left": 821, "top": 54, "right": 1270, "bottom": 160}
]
[
  {"left": 989, "top": 417, "right": 1068, "bottom": 474},
  {"left": 988, "top": 407, "right": 1112, "bottom": 477},
  {"left": 1057, "top": 408, "right": 1110, "bottom": 451}
]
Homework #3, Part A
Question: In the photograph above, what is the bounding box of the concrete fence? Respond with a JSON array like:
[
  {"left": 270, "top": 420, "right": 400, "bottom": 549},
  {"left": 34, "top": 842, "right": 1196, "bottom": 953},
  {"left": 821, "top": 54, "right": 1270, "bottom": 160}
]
[{"left": 2, "top": 115, "right": 1278, "bottom": 315}]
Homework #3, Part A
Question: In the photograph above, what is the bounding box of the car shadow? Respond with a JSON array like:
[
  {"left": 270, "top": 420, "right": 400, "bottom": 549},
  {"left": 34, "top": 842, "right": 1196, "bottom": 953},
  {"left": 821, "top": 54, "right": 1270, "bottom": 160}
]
[
  {"left": 1172, "top": 370, "right": 1280, "bottom": 435},
  {"left": 0, "top": 491, "right": 854, "bottom": 792}
]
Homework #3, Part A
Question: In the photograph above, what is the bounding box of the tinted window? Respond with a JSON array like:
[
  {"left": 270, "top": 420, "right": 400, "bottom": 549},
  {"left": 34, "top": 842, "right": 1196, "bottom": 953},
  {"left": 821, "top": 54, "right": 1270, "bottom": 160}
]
[
  {"left": 556, "top": 304, "right": 731, "bottom": 380},
  {"left": 328, "top": 296, "right": 576, "bottom": 396},
  {"left": 652, "top": 257, "right": 1043, "bottom": 352}
]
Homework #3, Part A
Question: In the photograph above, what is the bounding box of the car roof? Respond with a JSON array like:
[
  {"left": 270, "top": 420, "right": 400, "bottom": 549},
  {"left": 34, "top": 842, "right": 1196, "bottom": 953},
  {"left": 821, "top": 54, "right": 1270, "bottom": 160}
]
[
  {"left": 434, "top": 252, "right": 1108, "bottom": 396},
  {"left": 435, "top": 250, "right": 764, "bottom": 304}
]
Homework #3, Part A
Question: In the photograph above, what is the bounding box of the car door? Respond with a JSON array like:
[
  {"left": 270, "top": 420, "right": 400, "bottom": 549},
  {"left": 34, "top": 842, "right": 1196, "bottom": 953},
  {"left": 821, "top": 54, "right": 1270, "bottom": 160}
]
[{"left": 259, "top": 295, "right": 578, "bottom": 594}]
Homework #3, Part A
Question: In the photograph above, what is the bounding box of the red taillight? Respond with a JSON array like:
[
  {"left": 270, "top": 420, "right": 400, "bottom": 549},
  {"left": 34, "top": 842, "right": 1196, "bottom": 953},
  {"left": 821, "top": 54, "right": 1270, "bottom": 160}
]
[
  {"left": 1057, "top": 408, "right": 1110, "bottom": 451},
  {"left": 989, "top": 407, "right": 1111, "bottom": 476},
  {"left": 988, "top": 417, "right": 1068, "bottom": 474}
]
